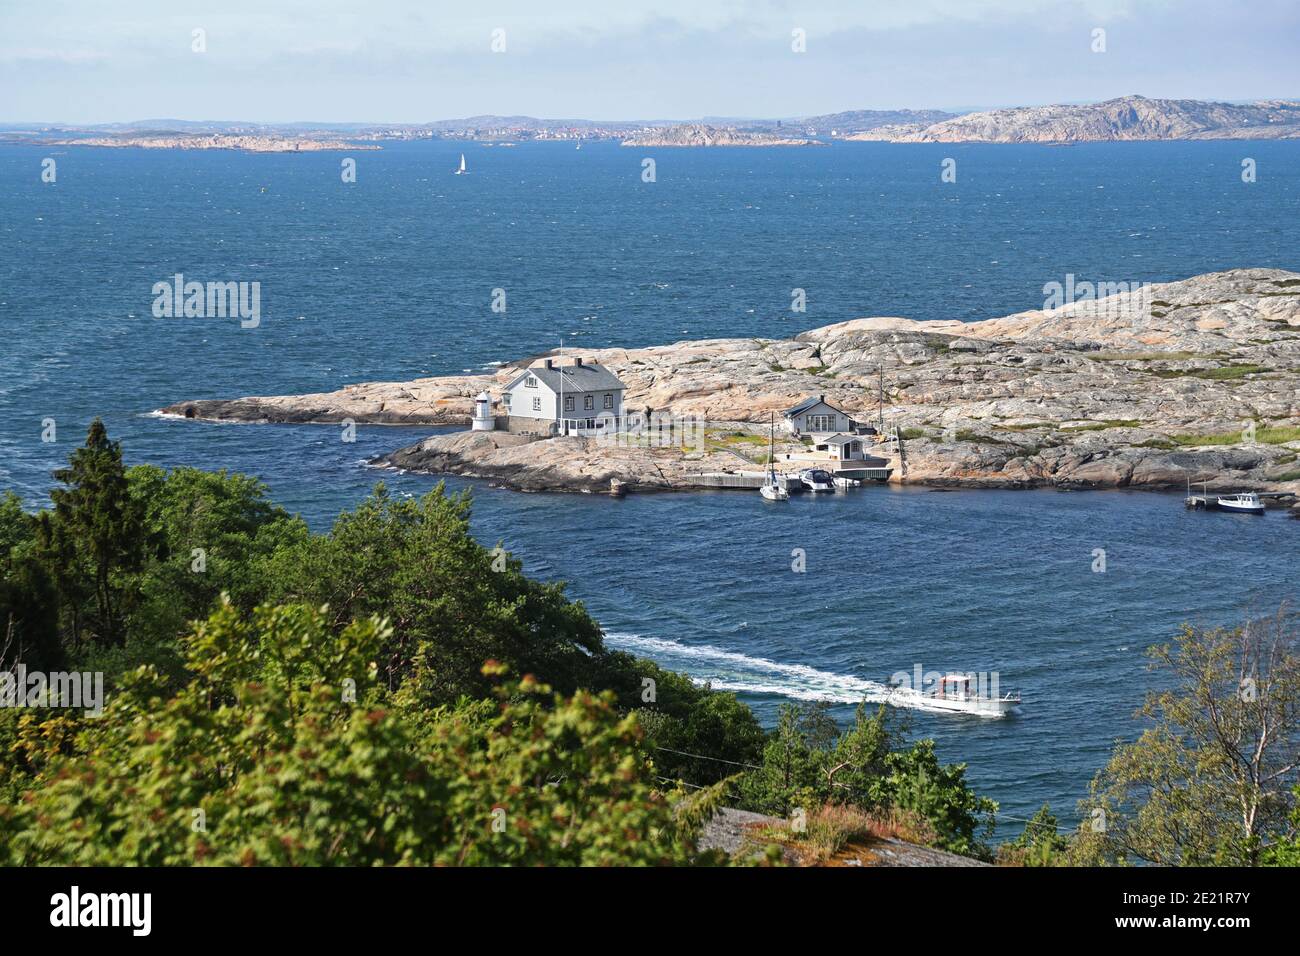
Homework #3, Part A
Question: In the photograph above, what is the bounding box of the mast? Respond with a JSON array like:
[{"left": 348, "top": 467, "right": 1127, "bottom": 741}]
[
  {"left": 768, "top": 412, "right": 777, "bottom": 481},
  {"left": 877, "top": 364, "right": 885, "bottom": 432}
]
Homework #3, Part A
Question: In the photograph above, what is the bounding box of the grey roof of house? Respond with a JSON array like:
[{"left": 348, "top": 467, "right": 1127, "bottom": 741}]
[
  {"left": 784, "top": 395, "right": 839, "bottom": 417},
  {"left": 509, "top": 362, "right": 626, "bottom": 394},
  {"left": 818, "top": 433, "right": 862, "bottom": 446}
]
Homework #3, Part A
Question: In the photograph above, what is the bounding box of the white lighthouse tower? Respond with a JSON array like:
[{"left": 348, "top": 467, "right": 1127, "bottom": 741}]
[{"left": 471, "top": 391, "right": 495, "bottom": 431}]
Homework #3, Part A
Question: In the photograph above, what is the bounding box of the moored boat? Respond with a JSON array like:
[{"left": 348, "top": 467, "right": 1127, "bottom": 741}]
[
  {"left": 759, "top": 413, "right": 789, "bottom": 501},
  {"left": 1215, "top": 492, "right": 1265, "bottom": 515},
  {"left": 800, "top": 468, "right": 835, "bottom": 492}
]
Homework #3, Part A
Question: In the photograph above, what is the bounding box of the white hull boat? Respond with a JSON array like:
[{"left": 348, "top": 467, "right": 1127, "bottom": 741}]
[
  {"left": 759, "top": 413, "right": 788, "bottom": 501},
  {"left": 800, "top": 468, "right": 835, "bottom": 492},
  {"left": 889, "top": 674, "right": 1021, "bottom": 718},
  {"left": 1215, "top": 493, "right": 1265, "bottom": 515}
]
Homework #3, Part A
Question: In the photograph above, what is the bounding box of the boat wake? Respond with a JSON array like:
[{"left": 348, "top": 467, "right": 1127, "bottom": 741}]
[{"left": 605, "top": 633, "right": 997, "bottom": 716}]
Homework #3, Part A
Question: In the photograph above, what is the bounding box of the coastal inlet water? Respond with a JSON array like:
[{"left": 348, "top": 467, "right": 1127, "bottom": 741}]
[{"left": 2, "top": 139, "right": 1299, "bottom": 833}]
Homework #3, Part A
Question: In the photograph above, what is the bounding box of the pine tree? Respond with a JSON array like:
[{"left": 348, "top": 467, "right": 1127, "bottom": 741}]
[
  {"left": 0, "top": 492, "right": 64, "bottom": 671},
  {"left": 42, "top": 419, "right": 143, "bottom": 647}
]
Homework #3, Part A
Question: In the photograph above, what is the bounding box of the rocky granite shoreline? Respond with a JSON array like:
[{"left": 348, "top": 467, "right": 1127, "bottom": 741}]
[
  {"left": 160, "top": 268, "right": 1300, "bottom": 498},
  {"left": 847, "top": 95, "right": 1300, "bottom": 143}
]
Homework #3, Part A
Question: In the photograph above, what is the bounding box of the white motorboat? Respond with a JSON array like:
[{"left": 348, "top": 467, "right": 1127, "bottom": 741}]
[
  {"left": 890, "top": 674, "right": 1021, "bottom": 717},
  {"left": 833, "top": 475, "right": 860, "bottom": 489},
  {"left": 1215, "top": 492, "right": 1265, "bottom": 515},
  {"left": 800, "top": 468, "right": 835, "bottom": 492},
  {"left": 759, "top": 413, "right": 788, "bottom": 501}
]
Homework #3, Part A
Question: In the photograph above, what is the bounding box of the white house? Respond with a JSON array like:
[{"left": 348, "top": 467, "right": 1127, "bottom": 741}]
[
  {"left": 811, "top": 433, "right": 871, "bottom": 462},
  {"left": 783, "top": 395, "right": 854, "bottom": 438},
  {"left": 502, "top": 357, "right": 628, "bottom": 436}
]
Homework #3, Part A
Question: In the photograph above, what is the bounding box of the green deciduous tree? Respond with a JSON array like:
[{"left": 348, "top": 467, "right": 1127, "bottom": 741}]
[
  {"left": 997, "top": 803, "right": 1070, "bottom": 866},
  {"left": 0, "top": 599, "right": 719, "bottom": 866},
  {"left": 262, "top": 483, "right": 605, "bottom": 701},
  {"left": 1078, "top": 609, "right": 1300, "bottom": 866},
  {"left": 735, "top": 701, "right": 996, "bottom": 858}
]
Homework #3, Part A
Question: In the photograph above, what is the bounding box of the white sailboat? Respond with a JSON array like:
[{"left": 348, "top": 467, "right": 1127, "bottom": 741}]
[
  {"left": 759, "top": 413, "right": 788, "bottom": 501},
  {"left": 455, "top": 153, "right": 467, "bottom": 175}
]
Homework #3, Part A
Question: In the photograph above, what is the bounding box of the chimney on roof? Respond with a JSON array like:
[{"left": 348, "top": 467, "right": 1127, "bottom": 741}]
[
  {"left": 544, "top": 359, "right": 554, "bottom": 369},
  {"left": 819, "top": 394, "right": 825, "bottom": 403},
  {"left": 574, "top": 356, "right": 584, "bottom": 366}
]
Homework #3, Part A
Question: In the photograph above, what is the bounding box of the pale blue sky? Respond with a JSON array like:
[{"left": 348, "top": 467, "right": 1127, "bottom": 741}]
[{"left": 3, "top": 0, "right": 1298, "bottom": 123}]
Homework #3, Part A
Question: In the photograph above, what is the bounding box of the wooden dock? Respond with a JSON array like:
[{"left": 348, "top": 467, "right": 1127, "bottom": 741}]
[
  {"left": 688, "top": 467, "right": 891, "bottom": 491},
  {"left": 689, "top": 471, "right": 802, "bottom": 491}
]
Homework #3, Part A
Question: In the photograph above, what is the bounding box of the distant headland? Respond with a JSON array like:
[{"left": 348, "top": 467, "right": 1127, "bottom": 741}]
[{"left": 8, "top": 95, "right": 1300, "bottom": 151}]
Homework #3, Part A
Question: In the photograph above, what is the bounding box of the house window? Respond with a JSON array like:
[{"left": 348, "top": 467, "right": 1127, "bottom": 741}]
[
  {"left": 564, "top": 396, "right": 574, "bottom": 412},
  {"left": 526, "top": 376, "right": 537, "bottom": 388},
  {"left": 584, "top": 395, "right": 594, "bottom": 410},
  {"left": 808, "top": 414, "right": 835, "bottom": 432},
  {"left": 532, "top": 397, "right": 541, "bottom": 412},
  {"left": 603, "top": 393, "right": 613, "bottom": 409}
]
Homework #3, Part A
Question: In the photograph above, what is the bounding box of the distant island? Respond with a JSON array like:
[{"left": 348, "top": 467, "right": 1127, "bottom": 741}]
[
  {"left": 10, "top": 95, "right": 1300, "bottom": 150},
  {"left": 41, "top": 132, "right": 380, "bottom": 152},
  {"left": 849, "top": 95, "right": 1300, "bottom": 143},
  {"left": 620, "top": 123, "right": 821, "bottom": 147}
]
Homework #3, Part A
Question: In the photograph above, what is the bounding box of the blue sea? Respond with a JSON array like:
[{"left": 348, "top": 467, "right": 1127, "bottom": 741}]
[{"left": 2, "top": 139, "right": 1298, "bottom": 834}]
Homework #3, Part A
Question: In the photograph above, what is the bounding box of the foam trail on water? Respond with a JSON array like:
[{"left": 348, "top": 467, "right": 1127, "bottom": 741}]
[{"left": 605, "top": 632, "right": 976, "bottom": 716}]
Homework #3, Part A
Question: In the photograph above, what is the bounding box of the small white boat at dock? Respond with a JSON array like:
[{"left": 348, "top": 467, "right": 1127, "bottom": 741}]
[
  {"left": 800, "top": 468, "right": 835, "bottom": 492},
  {"left": 1184, "top": 480, "right": 1267, "bottom": 515},
  {"left": 1214, "top": 492, "right": 1265, "bottom": 515}
]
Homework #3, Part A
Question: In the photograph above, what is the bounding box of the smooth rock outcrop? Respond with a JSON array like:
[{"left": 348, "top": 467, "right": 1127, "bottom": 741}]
[{"left": 161, "top": 268, "right": 1300, "bottom": 496}]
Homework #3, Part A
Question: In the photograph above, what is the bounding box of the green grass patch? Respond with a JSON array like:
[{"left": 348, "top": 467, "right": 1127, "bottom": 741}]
[
  {"left": 1149, "top": 364, "right": 1267, "bottom": 381},
  {"left": 1089, "top": 351, "right": 1203, "bottom": 363},
  {"left": 954, "top": 429, "right": 1016, "bottom": 445},
  {"left": 1165, "top": 424, "right": 1300, "bottom": 447},
  {"left": 1061, "top": 419, "right": 1145, "bottom": 432},
  {"left": 706, "top": 430, "right": 768, "bottom": 447}
]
